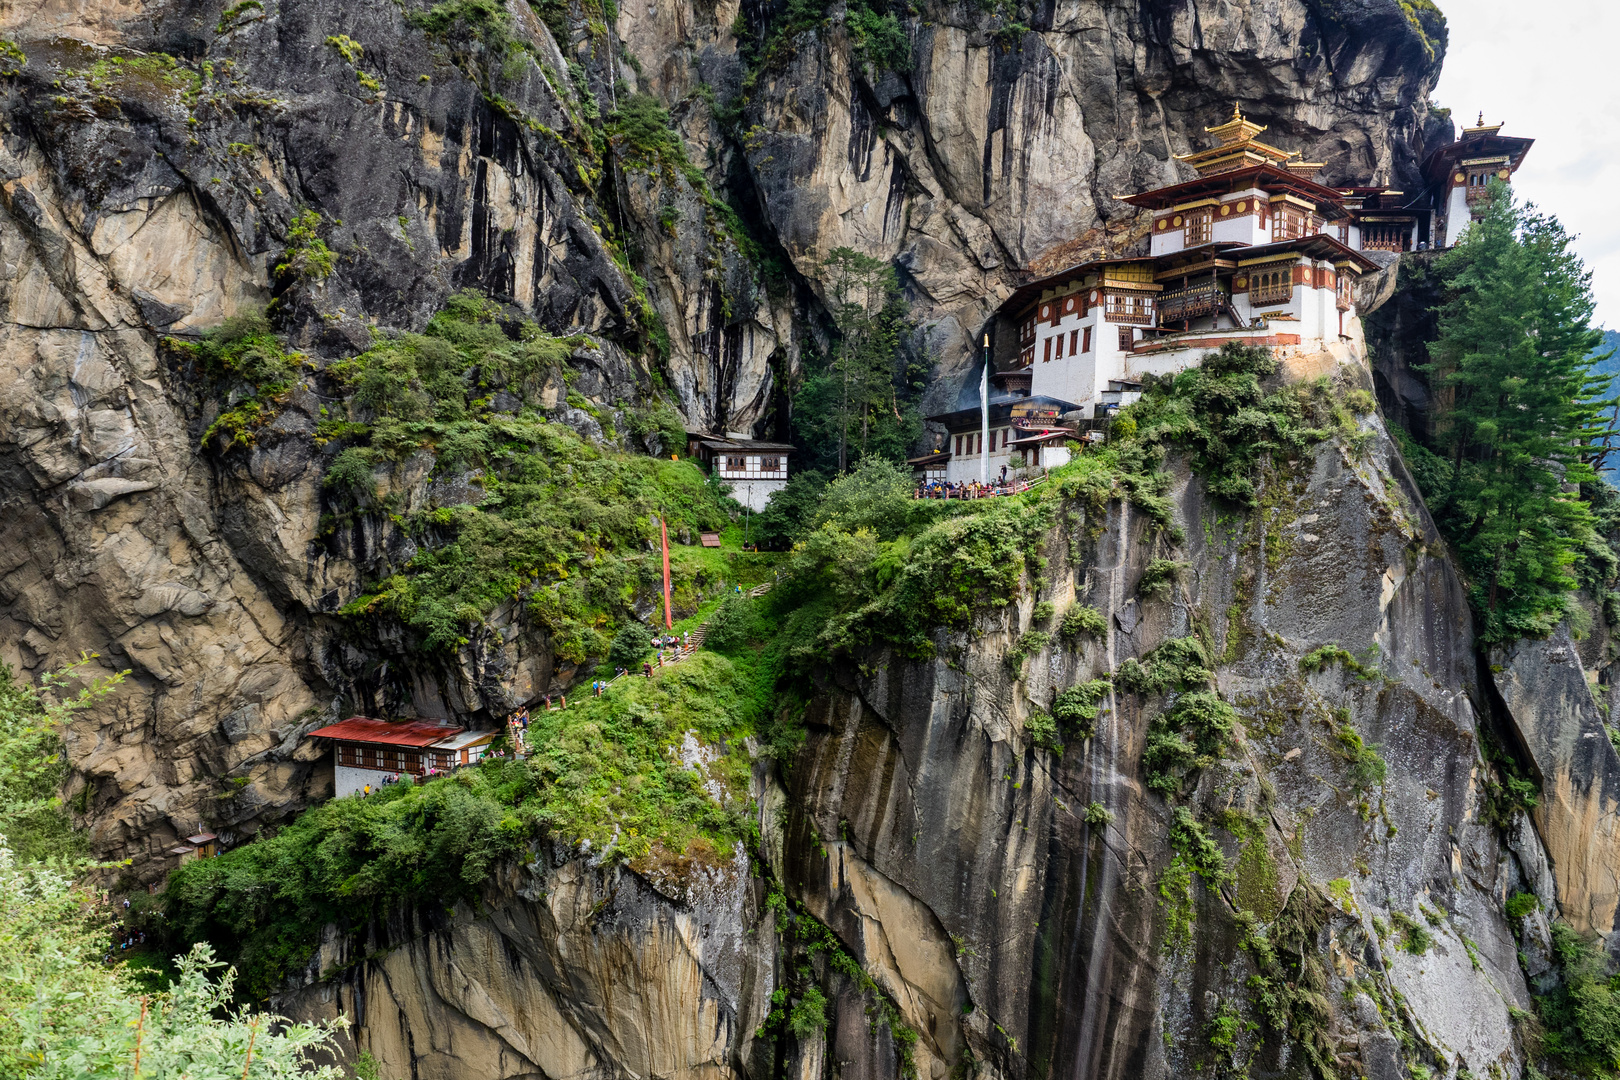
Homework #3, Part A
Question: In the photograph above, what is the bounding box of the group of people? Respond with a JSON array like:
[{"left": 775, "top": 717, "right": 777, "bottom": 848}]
[
  {"left": 105, "top": 898, "right": 146, "bottom": 963},
  {"left": 360, "top": 773, "right": 405, "bottom": 796},
  {"left": 914, "top": 476, "right": 1025, "bottom": 500}
]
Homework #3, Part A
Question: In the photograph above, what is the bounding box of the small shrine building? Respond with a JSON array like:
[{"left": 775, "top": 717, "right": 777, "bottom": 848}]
[{"left": 687, "top": 433, "right": 795, "bottom": 511}]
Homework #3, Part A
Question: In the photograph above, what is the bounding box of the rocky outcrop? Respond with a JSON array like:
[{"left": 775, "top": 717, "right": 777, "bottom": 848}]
[
  {"left": 0, "top": 0, "right": 1454, "bottom": 869},
  {"left": 1361, "top": 251, "right": 1444, "bottom": 438},
  {"left": 276, "top": 344, "right": 1565, "bottom": 1080},
  {"left": 1490, "top": 632, "right": 1620, "bottom": 939},
  {"left": 775, "top": 364, "right": 1532, "bottom": 1078},
  {"left": 0, "top": 130, "right": 329, "bottom": 859},
  {"left": 276, "top": 845, "right": 769, "bottom": 1080}
]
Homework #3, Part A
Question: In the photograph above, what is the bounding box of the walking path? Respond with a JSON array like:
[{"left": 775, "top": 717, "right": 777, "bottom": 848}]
[{"left": 598, "top": 580, "right": 774, "bottom": 691}]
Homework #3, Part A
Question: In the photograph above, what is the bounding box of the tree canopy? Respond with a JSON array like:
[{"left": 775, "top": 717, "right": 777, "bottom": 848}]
[
  {"left": 791, "top": 248, "right": 927, "bottom": 476},
  {"left": 1415, "top": 182, "right": 1615, "bottom": 641}
]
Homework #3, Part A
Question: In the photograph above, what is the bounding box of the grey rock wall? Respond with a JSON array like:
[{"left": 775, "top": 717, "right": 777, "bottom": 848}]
[
  {"left": 0, "top": 0, "right": 1450, "bottom": 870},
  {"left": 279, "top": 347, "right": 1568, "bottom": 1080}
]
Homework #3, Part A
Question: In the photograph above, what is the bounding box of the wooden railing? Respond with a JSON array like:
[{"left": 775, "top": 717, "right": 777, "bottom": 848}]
[
  {"left": 1157, "top": 282, "right": 1225, "bottom": 325},
  {"left": 1360, "top": 225, "right": 1408, "bottom": 252}
]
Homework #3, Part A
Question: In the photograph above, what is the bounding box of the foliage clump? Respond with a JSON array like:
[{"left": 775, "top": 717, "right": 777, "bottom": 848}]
[
  {"left": 162, "top": 650, "right": 762, "bottom": 996},
  {"left": 1122, "top": 341, "right": 1355, "bottom": 508},
  {"left": 1404, "top": 182, "right": 1615, "bottom": 641},
  {"left": 172, "top": 311, "right": 303, "bottom": 450},
  {"left": 323, "top": 292, "right": 729, "bottom": 656},
  {"left": 1506, "top": 891, "right": 1540, "bottom": 919},
  {"left": 1333, "top": 717, "right": 1387, "bottom": 794},
  {"left": 1059, "top": 604, "right": 1106, "bottom": 639},
  {"left": 775, "top": 458, "right": 1049, "bottom": 663},
  {"left": 1050, "top": 678, "right": 1111, "bottom": 739},
  {"left": 608, "top": 622, "right": 654, "bottom": 669},
  {"left": 0, "top": 658, "right": 126, "bottom": 864},
  {"left": 1003, "top": 629, "right": 1051, "bottom": 676},
  {"left": 1389, "top": 910, "right": 1433, "bottom": 955},
  {"left": 1025, "top": 709, "right": 1061, "bottom": 755},
  {"left": 1299, "top": 642, "right": 1378, "bottom": 679},
  {"left": 0, "top": 38, "right": 24, "bottom": 77},
  {"left": 0, "top": 844, "right": 348, "bottom": 1079},
  {"left": 1138, "top": 558, "right": 1188, "bottom": 598},
  {"left": 1142, "top": 691, "right": 1238, "bottom": 796},
  {"left": 606, "top": 93, "right": 705, "bottom": 187},
  {"left": 274, "top": 209, "right": 335, "bottom": 282},
  {"left": 793, "top": 249, "right": 927, "bottom": 475},
  {"left": 1529, "top": 921, "right": 1620, "bottom": 1074},
  {"left": 1116, "top": 636, "right": 1214, "bottom": 696}
]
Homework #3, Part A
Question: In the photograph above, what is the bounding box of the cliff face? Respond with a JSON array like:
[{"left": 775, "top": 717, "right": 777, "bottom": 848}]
[
  {"left": 0, "top": 0, "right": 1447, "bottom": 868},
  {"left": 8, "top": 0, "right": 1602, "bottom": 1076},
  {"left": 276, "top": 370, "right": 1570, "bottom": 1078}
]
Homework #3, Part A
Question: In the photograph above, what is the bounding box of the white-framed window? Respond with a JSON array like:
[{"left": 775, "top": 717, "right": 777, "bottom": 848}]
[
  {"left": 1272, "top": 205, "right": 1308, "bottom": 241},
  {"left": 1104, "top": 292, "right": 1154, "bottom": 325},
  {"left": 1184, "top": 209, "right": 1212, "bottom": 246}
]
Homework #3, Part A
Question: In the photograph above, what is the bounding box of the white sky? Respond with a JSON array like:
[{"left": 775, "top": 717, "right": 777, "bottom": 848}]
[{"left": 1432, "top": 1, "right": 1620, "bottom": 330}]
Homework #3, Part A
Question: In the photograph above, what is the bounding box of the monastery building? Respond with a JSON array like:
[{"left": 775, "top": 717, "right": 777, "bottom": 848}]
[{"left": 922, "top": 108, "right": 1533, "bottom": 484}]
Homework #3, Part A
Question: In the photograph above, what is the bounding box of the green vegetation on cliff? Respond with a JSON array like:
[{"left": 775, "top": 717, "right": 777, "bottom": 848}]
[
  {"left": 274, "top": 291, "right": 735, "bottom": 656},
  {"left": 0, "top": 658, "right": 125, "bottom": 865},
  {"left": 0, "top": 664, "right": 348, "bottom": 1076},
  {"left": 792, "top": 248, "right": 929, "bottom": 476},
  {"left": 0, "top": 845, "right": 347, "bottom": 1080},
  {"left": 773, "top": 342, "right": 1370, "bottom": 665},
  {"left": 158, "top": 639, "right": 781, "bottom": 998},
  {"left": 1405, "top": 183, "right": 1615, "bottom": 641}
]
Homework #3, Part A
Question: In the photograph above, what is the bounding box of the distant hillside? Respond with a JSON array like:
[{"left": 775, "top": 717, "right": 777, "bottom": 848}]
[{"left": 1598, "top": 329, "right": 1620, "bottom": 485}]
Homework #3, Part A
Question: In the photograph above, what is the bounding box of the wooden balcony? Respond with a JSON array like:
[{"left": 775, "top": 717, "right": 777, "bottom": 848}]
[
  {"left": 1157, "top": 282, "right": 1226, "bottom": 325},
  {"left": 1360, "top": 224, "right": 1409, "bottom": 252}
]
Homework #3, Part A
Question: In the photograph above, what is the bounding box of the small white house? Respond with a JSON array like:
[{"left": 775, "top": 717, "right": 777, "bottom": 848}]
[
  {"left": 688, "top": 433, "right": 795, "bottom": 512},
  {"left": 308, "top": 717, "right": 496, "bottom": 797}
]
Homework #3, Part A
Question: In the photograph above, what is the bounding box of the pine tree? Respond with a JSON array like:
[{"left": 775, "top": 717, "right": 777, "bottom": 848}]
[
  {"left": 1420, "top": 182, "right": 1615, "bottom": 640},
  {"left": 791, "top": 248, "right": 925, "bottom": 474}
]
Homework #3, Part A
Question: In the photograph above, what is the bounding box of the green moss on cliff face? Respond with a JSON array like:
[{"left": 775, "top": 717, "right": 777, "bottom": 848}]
[
  {"left": 318, "top": 292, "right": 737, "bottom": 657},
  {"left": 174, "top": 311, "right": 304, "bottom": 450},
  {"left": 774, "top": 343, "right": 1361, "bottom": 668}
]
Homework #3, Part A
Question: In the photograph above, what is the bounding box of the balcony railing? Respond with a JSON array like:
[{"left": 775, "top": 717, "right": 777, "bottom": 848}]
[
  {"left": 1105, "top": 293, "right": 1155, "bottom": 325},
  {"left": 1157, "top": 282, "right": 1226, "bottom": 325},
  {"left": 1361, "top": 225, "right": 1408, "bottom": 252}
]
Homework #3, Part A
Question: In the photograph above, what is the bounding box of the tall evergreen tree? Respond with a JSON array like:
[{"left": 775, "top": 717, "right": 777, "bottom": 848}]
[
  {"left": 1420, "top": 181, "right": 1615, "bottom": 640},
  {"left": 792, "top": 248, "right": 926, "bottom": 474}
]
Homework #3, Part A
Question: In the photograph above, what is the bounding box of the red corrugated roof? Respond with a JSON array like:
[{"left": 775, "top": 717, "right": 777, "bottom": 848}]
[{"left": 306, "top": 717, "right": 464, "bottom": 747}]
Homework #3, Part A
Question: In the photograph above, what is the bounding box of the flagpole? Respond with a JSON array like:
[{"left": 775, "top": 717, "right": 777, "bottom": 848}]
[
  {"left": 980, "top": 333, "right": 990, "bottom": 485},
  {"left": 660, "top": 516, "right": 673, "bottom": 630}
]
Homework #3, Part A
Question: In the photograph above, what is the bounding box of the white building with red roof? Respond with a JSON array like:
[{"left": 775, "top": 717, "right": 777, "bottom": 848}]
[{"left": 307, "top": 717, "right": 497, "bottom": 797}]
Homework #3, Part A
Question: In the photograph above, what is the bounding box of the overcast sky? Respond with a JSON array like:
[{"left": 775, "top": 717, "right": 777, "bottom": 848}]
[{"left": 1431, "top": 1, "right": 1620, "bottom": 331}]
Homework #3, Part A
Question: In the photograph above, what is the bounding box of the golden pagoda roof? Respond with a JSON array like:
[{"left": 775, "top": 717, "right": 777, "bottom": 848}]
[
  {"left": 1174, "top": 103, "right": 1297, "bottom": 175},
  {"left": 1205, "top": 101, "right": 1267, "bottom": 145},
  {"left": 1461, "top": 111, "right": 1503, "bottom": 137}
]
